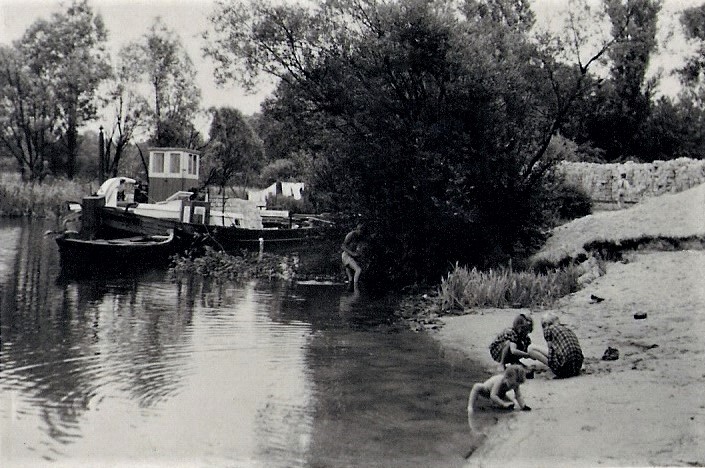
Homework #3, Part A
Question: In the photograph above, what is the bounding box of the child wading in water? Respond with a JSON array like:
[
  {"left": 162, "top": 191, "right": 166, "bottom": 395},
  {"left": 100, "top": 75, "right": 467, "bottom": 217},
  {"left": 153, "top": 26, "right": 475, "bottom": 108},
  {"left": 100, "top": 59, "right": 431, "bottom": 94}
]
[{"left": 468, "top": 365, "right": 532, "bottom": 413}]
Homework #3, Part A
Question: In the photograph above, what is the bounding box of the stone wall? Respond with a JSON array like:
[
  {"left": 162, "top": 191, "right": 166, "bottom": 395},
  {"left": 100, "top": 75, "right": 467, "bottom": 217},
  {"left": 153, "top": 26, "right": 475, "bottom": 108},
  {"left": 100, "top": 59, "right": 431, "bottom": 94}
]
[{"left": 558, "top": 158, "right": 705, "bottom": 206}]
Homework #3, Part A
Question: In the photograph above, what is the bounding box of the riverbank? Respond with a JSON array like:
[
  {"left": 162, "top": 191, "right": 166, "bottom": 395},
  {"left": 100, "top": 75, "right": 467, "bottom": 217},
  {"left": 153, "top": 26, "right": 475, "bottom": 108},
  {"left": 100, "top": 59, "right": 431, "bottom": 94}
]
[
  {"left": 434, "top": 249, "right": 705, "bottom": 466},
  {"left": 428, "top": 183, "right": 705, "bottom": 467},
  {"left": 434, "top": 251, "right": 705, "bottom": 466}
]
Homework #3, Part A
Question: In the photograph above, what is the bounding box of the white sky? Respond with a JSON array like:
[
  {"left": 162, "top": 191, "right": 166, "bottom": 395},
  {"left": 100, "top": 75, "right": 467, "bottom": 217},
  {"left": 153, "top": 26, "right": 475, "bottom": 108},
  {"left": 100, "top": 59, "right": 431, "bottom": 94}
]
[{"left": 0, "top": 0, "right": 704, "bottom": 119}]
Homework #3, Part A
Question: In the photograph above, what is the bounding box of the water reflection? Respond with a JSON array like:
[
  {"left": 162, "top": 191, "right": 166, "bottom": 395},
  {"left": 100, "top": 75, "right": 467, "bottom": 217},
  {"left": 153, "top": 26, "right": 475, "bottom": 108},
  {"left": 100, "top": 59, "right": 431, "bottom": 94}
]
[{"left": 0, "top": 220, "right": 486, "bottom": 467}]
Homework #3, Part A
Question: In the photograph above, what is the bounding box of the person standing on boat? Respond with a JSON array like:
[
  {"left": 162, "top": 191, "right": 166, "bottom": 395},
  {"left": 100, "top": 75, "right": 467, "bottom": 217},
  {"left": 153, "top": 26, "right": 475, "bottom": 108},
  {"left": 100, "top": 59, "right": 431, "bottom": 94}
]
[
  {"left": 116, "top": 178, "right": 126, "bottom": 202},
  {"left": 342, "top": 223, "right": 366, "bottom": 292},
  {"left": 134, "top": 179, "right": 148, "bottom": 203}
]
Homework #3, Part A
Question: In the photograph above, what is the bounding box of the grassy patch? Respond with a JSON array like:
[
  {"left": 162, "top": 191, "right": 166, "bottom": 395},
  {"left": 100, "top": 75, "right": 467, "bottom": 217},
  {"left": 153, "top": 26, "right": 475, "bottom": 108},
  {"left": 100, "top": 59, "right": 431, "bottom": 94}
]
[
  {"left": 0, "top": 173, "right": 91, "bottom": 218},
  {"left": 437, "top": 263, "right": 582, "bottom": 312}
]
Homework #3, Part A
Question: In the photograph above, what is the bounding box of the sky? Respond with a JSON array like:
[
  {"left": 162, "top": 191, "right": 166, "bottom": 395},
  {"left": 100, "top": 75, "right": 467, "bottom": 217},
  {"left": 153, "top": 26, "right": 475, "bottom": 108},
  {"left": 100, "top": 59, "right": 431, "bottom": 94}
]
[{"left": 0, "top": 0, "right": 704, "bottom": 121}]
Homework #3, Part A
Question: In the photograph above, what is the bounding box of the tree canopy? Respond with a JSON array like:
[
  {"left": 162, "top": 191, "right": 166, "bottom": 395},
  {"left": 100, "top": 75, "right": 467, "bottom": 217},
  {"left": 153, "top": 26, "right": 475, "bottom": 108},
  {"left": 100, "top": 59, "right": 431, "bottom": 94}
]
[
  {"left": 203, "top": 107, "right": 264, "bottom": 190},
  {"left": 120, "top": 18, "right": 202, "bottom": 148},
  {"left": 205, "top": 0, "right": 619, "bottom": 283},
  {"left": 0, "top": 0, "right": 110, "bottom": 180}
]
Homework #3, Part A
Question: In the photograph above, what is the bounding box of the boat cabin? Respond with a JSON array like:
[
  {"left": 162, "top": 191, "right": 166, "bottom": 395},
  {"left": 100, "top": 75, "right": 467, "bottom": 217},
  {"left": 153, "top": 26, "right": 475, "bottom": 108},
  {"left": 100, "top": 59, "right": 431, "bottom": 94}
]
[
  {"left": 88, "top": 147, "right": 270, "bottom": 231},
  {"left": 148, "top": 147, "right": 201, "bottom": 202}
]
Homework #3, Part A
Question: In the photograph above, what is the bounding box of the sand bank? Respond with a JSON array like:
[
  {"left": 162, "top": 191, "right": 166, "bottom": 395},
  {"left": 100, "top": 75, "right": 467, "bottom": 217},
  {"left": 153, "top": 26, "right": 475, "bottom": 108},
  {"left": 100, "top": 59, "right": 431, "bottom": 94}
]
[{"left": 434, "top": 250, "right": 705, "bottom": 467}]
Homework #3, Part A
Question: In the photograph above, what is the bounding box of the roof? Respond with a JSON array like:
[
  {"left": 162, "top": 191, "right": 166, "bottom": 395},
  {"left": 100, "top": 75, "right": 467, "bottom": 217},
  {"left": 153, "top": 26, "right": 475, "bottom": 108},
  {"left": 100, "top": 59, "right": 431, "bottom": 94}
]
[{"left": 147, "top": 147, "right": 201, "bottom": 154}]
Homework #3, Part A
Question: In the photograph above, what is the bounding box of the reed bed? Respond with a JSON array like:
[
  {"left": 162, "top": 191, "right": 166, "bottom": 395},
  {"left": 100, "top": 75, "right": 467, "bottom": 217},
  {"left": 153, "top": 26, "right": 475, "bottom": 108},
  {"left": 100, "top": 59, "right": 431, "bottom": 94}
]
[
  {"left": 438, "top": 263, "right": 581, "bottom": 312},
  {"left": 0, "top": 173, "right": 91, "bottom": 218}
]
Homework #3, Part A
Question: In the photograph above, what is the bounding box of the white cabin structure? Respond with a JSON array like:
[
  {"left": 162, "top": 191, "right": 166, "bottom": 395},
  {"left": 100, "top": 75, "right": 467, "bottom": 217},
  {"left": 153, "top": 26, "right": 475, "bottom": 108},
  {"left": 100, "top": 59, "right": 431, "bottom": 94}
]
[{"left": 148, "top": 147, "right": 201, "bottom": 202}]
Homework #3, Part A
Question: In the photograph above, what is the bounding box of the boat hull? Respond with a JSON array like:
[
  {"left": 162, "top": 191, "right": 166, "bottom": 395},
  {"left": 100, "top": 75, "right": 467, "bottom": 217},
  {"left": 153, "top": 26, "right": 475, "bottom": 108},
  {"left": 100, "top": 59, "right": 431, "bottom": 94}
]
[
  {"left": 100, "top": 207, "right": 330, "bottom": 252},
  {"left": 55, "top": 231, "right": 177, "bottom": 265}
]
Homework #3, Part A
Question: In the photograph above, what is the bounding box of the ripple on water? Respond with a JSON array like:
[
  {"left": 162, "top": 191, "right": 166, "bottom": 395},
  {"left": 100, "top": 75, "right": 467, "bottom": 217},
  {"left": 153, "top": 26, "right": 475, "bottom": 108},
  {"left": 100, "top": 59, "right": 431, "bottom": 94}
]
[{"left": 0, "top": 225, "right": 489, "bottom": 467}]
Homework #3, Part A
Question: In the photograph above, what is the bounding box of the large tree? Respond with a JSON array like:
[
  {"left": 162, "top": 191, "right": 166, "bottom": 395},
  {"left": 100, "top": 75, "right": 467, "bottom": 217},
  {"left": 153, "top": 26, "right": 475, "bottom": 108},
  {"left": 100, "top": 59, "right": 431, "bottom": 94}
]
[
  {"left": 0, "top": 46, "right": 59, "bottom": 181},
  {"left": 17, "top": 0, "right": 111, "bottom": 179},
  {"left": 120, "top": 18, "right": 202, "bottom": 148},
  {"left": 100, "top": 46, "right": 152, "bottom": 180},
  {"left": 679, "top": 4, "right": 705, "bottom": 105},
  {"left": 593, "top": 0, "right": 662, "bottom": 161},
  {"left": 202, "top": 107, "right": 264, "bottom": 191},
  {"left": 204, "top": 0, "right": 631, "bottom": 283}
]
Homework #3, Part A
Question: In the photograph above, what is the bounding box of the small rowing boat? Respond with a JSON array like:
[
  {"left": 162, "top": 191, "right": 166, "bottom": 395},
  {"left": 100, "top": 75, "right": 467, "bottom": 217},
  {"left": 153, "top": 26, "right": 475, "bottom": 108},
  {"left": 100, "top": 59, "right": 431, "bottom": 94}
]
[{"left": 55, "top": 229, "right": 177, "bottom": 265}]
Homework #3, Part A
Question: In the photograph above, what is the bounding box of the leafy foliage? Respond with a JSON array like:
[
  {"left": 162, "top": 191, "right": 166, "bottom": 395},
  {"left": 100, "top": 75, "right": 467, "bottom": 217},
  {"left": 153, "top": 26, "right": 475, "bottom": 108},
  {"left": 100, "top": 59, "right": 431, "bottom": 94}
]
[
  {"left": 0, "top": 0, "right": 110, "bottom": 181},
  {"left": 679, "top": 3, "right": 705, "bottom": 87},
  {"left": 0, "top": 46, "right": 58, "bottom": 181},
  {"left": 101, "top": 46, "right": 152, "bottom": 179},
  {"left": 551, "top": 183, "right": 593, "bottom": 222},
  {"left": 120, "top": 18, "right": 202, "bottom": 148},
  {"left": 259, "top": 158, "right": 297, "bottom": 186},
  {"left": 264, "top": 193, "right": 315, "bottom": 214},
  {"left": 204, "top": 0, "right": 625, "bottom": 285},
  {"left": 169, "top": 247, "right": 297, "bottom": 281},
  {"left": 17, "top": 0, "right": 111, "bottom": 178},
  {"left": 202, "top": 107, "right": 264, "bottom": 190}
]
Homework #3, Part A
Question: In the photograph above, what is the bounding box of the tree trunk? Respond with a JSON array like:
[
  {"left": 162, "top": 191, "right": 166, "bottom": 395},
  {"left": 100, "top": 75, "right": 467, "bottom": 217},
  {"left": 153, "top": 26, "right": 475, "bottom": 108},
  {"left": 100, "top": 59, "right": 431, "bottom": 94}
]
[{"left": 66, "top": 106, "right": 78, "bottom": 179}]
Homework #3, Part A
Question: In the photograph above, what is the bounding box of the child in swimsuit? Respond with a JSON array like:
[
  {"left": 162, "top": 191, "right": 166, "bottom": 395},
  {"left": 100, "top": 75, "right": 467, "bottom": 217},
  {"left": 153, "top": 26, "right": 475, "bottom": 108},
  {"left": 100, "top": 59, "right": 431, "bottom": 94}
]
[{"left": 468, "top": 365, "right": 532, "bottom": 413}]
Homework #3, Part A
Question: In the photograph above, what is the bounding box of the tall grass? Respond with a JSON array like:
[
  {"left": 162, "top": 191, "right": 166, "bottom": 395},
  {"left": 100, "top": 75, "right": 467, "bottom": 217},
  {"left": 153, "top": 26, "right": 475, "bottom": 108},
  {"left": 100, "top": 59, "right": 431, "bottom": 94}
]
[
  {"left": 0, "top": 173, "right": 91, "bottom": 218},
  {"left": 438, "top": 263, "right": 582, "bottom": 312}
]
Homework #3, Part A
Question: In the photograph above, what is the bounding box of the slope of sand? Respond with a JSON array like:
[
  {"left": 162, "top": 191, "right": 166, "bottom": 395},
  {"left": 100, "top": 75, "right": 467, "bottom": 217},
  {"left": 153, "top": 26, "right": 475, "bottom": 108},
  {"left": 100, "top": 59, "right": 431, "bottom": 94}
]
[
  {"left": 532, "top": 183, "right": 705, "bottom": 265},
  {"left": 432, "top": 184, "right": 705, "bottom": 467}
]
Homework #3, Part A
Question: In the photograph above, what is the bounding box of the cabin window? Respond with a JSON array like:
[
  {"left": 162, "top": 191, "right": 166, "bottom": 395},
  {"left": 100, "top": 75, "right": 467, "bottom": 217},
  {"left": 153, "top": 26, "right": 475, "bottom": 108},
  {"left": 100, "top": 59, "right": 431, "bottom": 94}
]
[
  {"left": 152, "top": 152, "right": 164, "bottom": 173},
  {"left": 188, "top": 154, "right": 198, "bottom": 176},
  {"left": 170, "top": 153, "right": 181, "bottom": 174}
]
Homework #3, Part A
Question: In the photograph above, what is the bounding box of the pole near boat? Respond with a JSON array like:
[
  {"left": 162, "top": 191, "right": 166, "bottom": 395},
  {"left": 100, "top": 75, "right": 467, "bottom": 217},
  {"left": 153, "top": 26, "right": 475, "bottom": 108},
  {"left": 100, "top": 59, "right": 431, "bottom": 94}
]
[
  {"left": 81, "top": 195, "right": 105, "bottom": 240},
  {"left": 258, "top": 237, "right": 264, "bottom": 260}
]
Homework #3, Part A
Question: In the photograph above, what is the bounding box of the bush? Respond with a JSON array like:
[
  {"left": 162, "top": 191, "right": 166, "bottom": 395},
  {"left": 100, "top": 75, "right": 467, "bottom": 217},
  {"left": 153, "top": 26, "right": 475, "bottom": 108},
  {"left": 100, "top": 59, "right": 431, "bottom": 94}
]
[
  {"left": 548, "top": 134, "right": 606, "bottom": 163},
  {"left": 437, "top": 263, "right": 581, "bottom": 312},
  {"left": 552, "top": 184, "right": 593, "bottom": 222},
  {"left": 259, "top": 159, "right": 298, "bottom": 187}
]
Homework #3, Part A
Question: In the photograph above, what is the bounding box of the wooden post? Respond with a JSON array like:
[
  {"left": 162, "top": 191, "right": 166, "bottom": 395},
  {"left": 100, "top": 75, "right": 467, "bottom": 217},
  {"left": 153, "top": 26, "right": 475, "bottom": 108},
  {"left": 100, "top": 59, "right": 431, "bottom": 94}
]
[
  {"left": 99, "top": 126, "right": 105, "bottom": 182},
  {"left": 80, "top": 195, "right": 106, "bottom": 240}
]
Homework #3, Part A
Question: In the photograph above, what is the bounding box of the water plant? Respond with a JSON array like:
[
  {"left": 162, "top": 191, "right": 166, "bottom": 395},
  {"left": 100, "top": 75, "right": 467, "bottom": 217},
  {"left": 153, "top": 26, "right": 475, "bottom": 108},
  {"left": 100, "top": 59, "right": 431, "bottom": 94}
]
[{"left": 169, "top": 247, "right": 298, "bottom": 281}]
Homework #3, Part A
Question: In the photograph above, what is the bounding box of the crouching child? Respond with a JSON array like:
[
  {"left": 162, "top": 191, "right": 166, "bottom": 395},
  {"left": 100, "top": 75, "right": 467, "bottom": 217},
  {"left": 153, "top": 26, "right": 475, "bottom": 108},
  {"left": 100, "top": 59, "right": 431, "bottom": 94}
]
[
  {"left": 489, "top": 313, "right": 534, "bottom": 369},
  {"left": 468, "top": 365, "right": 532, "bottom": 414}
]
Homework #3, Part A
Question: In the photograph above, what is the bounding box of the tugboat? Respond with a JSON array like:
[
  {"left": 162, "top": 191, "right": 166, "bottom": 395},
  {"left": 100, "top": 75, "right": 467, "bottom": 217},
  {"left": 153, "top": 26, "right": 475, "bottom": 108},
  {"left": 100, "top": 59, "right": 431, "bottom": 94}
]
[{"left": 64, "top": 147, "right": 334, "bottom": 253}]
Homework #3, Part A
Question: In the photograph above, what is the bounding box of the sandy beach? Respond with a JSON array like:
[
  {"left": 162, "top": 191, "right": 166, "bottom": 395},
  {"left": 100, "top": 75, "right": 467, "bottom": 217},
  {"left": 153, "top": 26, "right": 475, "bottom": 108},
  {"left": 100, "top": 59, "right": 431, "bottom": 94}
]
[
  {"left": 434, "top": 246, "right": 705, "bottom": 467},
  {"left": 429, "top": 183, "right": 705, "bottom": 467}
]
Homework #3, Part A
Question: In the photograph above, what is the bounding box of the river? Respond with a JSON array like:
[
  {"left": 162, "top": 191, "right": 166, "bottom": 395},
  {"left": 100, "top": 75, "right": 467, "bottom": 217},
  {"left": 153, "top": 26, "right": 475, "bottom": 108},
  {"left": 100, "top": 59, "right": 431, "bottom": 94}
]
[{"left": 0, "top": 219, "right": 486, "bottom": 467}]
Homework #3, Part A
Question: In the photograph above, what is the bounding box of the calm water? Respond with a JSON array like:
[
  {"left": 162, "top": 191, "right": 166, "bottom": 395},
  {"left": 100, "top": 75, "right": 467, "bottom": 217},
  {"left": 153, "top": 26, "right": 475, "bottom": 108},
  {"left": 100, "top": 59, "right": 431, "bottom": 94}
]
[{"left": 0, "top": 219, "right": 487, "bottom": 467}]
